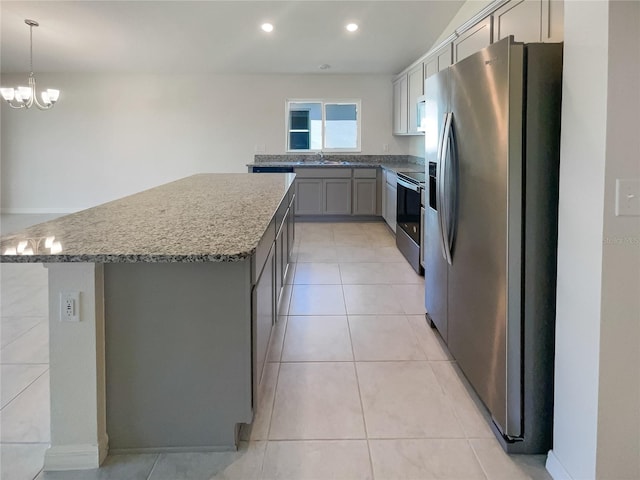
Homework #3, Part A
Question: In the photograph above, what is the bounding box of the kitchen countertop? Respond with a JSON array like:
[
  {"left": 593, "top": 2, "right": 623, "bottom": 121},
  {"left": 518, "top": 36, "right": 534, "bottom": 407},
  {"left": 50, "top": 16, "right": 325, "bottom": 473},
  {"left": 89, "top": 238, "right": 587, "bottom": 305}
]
[
  {"left": 0, "top": 173, "right": 295, "bottom": 264},
  {"left": 247, "top": 161, "right": 424, "bottom": 174}
]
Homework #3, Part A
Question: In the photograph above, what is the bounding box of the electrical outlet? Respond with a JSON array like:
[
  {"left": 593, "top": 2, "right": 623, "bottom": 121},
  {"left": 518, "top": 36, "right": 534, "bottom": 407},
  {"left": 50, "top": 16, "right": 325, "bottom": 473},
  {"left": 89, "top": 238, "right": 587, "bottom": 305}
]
[{"left": 60, "top": 291, "right": 80, "bottom": 322}]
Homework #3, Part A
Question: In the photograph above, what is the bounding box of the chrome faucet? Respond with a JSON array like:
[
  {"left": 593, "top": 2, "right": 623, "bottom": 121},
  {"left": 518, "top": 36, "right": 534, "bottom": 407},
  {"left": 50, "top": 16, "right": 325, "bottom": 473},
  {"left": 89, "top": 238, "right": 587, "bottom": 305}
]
[{"left": 316, "top": 150, "right": 324, "bottom": 161}]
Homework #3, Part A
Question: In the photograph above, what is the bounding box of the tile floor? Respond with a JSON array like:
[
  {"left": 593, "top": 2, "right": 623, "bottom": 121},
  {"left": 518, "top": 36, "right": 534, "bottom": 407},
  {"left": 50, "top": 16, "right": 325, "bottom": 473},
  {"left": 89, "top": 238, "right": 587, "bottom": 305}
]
[{"left": 0, "top": 219, "right": 552, "bottom": 480}]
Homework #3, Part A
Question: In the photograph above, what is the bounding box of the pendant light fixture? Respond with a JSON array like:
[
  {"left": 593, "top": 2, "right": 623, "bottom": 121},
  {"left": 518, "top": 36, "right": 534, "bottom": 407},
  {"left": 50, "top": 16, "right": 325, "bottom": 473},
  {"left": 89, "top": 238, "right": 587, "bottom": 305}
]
[{"left": 1, "top": 19, "right": 60, "bottom": 110}]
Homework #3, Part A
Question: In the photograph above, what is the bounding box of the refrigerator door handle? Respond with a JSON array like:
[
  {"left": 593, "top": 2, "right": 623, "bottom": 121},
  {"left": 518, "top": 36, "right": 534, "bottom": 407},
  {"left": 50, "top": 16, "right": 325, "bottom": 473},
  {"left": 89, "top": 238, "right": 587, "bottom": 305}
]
[
  {"left": 441, "top": 112, "right": 454, "bottom": 265},
  {"left": 436, "top": 113, "right": 449, "bottom": 262}
]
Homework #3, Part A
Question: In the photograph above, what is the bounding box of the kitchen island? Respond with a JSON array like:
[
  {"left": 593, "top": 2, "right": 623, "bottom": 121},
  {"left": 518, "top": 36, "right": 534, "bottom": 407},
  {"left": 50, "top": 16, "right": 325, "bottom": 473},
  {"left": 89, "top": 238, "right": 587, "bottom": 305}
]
[{"left": 0, "top": 173, "right": 296, "bottom": 471}]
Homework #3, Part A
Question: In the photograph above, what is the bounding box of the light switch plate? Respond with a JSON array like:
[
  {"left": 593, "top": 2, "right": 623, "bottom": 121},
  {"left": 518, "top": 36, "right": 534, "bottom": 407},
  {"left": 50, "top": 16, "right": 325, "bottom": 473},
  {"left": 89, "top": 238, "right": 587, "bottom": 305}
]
[{"left": 615, "top": 179, "right": 640, "bottom": 216}]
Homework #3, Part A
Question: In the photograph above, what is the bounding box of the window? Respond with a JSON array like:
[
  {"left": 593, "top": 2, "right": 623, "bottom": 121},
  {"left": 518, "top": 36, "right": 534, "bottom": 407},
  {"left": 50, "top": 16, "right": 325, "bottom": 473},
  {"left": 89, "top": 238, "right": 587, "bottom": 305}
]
[{"left": 286, "top": 99, "right": 361, "bottom": 152}]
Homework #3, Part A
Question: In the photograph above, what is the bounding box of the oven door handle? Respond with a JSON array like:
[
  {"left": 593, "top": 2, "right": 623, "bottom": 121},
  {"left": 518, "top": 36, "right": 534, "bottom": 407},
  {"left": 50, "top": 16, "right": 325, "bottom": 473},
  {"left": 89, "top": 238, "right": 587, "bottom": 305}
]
[{"left": 397, "top": 178, "right": 420, "bottom": 192}]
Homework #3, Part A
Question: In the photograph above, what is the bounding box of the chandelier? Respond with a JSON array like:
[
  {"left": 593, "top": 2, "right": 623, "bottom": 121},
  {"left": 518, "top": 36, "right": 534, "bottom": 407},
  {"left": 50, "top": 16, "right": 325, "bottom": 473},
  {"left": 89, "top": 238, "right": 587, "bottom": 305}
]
[{"left": 1, "top": 19, "right": 60, "bottom": 110}]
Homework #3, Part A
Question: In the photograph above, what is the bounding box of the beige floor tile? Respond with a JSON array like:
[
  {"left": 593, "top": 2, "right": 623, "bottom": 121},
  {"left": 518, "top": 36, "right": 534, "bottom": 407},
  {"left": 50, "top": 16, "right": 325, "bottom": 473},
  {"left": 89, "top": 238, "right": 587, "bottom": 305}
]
[
  {"left": 393, "top": 284, "right": 426, "bottom": 315},
  {"left": 406, "top": 315, "right": 454, "bottom": 361},
  {"left": 348, "top": 315, "right": 425, "bottom": 361},
  {"left": 0, "top": 321, "right": 49, "bottom": 365},
  {"left": 266, "top": 316, "right": 288, "bottom": 363},
  {"left": 282, "top": 316, "right": 353, "bottom": 362},
  {"left": 262, "top": 440, "right": 373, "bottom": 480},
  {"left": 331, "top": 223, "right": 367, "bottom": 235},
  {"left": 1, "top": 364, "right": 48, "bottom": 408},
  {"left": 241, "top": 363, "right": 280, "bottom": 441},
  {"left": 269, "top": 363, "right": 365, "bottom": 439},
  {"left": 470, "top": 438, "right": 552, "bottom": 480},
  {"left": 339, "top": 263, "right": 423, "bottom": 284},
  {"left": 357, "top": 361, "right": 464, "bottom": 438},
  {"left": 296, "top": 245, "right": 339, "bottom": 263},
  {"left": 148, "top": 442, "right": 266, "bottom": 480},
  {"left": 369, "top": 439, "right": 486, "bottom": 480},
  {"left": 336, "top": 246, "right": 406, "bottom": 263},
  {"left": 38, "top": 453, "right": 159, "bottom": 480},
  {"left": 430, "top": 362, "right": 495, "bottom": 438},
  {"left": 289, "top": 285, "right": 346, "bottom": 316},
  {"left": 0, "top": 263, "right": 49, "bottom": 287},
  {"left": 0, "top": 371, "right": 50, "bottom": 443},
  {"left": 294, "top": 263, "right": 342, "bottom": 284},
  {"left": 332, "top": 232, "right": 375, "bottom": 246},
  {"left": 1, "top": 316, "right": 45, "bottom": 347},
  {"left": 343, "top": 285, "right": 405, "bottom": 315},
  {"left": 0, "top": 443, "right": 48, "bottom": 480},
  {"left": 0, "top": 284, "right": 48, "bottom": 317}
]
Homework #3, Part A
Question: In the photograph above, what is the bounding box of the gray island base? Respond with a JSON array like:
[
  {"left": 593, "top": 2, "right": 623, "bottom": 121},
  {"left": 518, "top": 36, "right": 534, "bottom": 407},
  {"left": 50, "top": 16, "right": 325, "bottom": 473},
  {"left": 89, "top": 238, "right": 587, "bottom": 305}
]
[{"left": 0, "top": 173, "right": 296, "bottom": 471}]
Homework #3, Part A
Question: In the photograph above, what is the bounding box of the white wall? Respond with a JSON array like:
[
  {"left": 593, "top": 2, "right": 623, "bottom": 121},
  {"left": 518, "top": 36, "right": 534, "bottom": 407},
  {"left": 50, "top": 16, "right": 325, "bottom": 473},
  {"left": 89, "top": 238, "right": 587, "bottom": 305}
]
[
  {"left": 549, "top": 1, "right": 609, "bottom": 477},
  {"left": 549, "top": 1, "right": 640, "bottom": 479},
  {"left": 0, "top": 73, "right": 408, "bottom": 212},
  {"left": 596, "top": 1, "right": 640, "bottom": 478}
]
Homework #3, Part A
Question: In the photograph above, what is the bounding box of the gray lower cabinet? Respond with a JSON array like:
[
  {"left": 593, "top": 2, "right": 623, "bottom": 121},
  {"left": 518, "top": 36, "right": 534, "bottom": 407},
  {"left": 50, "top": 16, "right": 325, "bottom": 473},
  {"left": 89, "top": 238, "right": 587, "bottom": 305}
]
[
  {"left": 353, "top": 178, "right": 377, "bottom": 215},
  {"left": 324, "top": 179, "right": 352, "bottom": 215},
  {"left": 295, "top": 179, "right": 323, "bottom": 215},
  {"left": 254, "top": 240, "right": 274, "bottom": 390},
  {"left": 384, "top": 181, "right": 397, "bottom": 233}
]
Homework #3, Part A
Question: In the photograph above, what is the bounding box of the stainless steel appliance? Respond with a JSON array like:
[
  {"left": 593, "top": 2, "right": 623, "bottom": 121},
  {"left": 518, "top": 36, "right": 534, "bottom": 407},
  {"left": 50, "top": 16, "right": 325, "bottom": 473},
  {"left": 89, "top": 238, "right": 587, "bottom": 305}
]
[
  {"left": 396, "top": 171, "right": 425, "bottom": 274},
  {"left": 423, "top": 37, "right": 563, "bottom": 454}
]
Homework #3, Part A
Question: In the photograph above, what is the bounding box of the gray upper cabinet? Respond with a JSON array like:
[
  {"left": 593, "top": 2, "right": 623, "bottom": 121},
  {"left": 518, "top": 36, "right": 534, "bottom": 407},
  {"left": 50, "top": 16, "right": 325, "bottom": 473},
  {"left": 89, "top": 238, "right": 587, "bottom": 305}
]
[
  {"left": 454, "top": 16, "right": 492, "bottom": 63},
  {"left": 393, "top": 76, "right": 408, "bottom": 135},
  {"left": 407, "top": 63, "right": 424, "bottom": 134}
]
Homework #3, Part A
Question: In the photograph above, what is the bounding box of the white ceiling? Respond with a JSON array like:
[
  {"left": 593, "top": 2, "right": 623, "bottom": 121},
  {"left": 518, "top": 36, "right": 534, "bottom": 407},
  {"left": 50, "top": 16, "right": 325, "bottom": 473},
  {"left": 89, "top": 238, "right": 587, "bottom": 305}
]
[{"left": 0, "top": 1, "right": 464, "bottom": 75}]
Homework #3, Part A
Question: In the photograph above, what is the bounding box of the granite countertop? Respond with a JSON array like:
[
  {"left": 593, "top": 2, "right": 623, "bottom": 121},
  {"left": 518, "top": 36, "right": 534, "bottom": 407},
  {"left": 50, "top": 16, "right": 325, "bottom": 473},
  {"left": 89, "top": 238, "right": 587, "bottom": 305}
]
[
  {"left": 0, "top": 173, "right": 295, "bottom": 264},
  {"left": 247, "top": 155, "right": 424, "bottom": 174}
]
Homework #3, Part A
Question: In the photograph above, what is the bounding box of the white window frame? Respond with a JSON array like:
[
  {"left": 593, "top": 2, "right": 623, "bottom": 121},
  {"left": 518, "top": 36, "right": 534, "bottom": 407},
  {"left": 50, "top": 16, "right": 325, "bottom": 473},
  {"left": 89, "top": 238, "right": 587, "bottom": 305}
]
[{"left": 285, "top": 98, "right": 362, "bottom": 153}]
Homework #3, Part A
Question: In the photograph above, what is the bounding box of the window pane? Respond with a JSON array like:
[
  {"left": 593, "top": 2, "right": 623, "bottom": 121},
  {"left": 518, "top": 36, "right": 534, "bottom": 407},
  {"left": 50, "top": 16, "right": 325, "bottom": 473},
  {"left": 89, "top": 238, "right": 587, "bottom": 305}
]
[
  {"left": 325, "top": 103, "right": 358, "bottom": 149},
  {"left": 288, "top": 102, "right": 322, "bottom": 150}
]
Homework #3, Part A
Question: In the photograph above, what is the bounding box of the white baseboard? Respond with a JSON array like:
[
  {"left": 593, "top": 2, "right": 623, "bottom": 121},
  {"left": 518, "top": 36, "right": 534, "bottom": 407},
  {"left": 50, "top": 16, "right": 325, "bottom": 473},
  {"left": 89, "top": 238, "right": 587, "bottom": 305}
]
[
  {"left": 546, "top": 449, "right": 573, "bottom": 480},
  {"left": 44, "top": 439, "right": 108, "bottom": 471},
  {"left": 0, "top": 208, "right": 80, "bottom": 214}
]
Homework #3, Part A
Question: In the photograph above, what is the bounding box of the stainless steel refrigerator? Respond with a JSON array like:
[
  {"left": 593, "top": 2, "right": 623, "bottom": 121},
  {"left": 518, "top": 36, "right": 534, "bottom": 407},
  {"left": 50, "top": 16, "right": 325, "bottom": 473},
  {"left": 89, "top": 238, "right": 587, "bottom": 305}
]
[{"left": 423, "top": 37, "right": 563, "bottom": 453}]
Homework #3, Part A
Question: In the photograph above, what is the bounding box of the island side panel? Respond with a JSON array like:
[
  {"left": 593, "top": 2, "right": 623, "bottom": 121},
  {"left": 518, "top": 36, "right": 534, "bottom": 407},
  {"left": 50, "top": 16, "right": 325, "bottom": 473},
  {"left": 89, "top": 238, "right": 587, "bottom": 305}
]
[
  {"left": 44, "top": 263, "right": 108, "bottom": 471},
  {"left": 104, "top": 260, "right": 253, "bottom": 452}
]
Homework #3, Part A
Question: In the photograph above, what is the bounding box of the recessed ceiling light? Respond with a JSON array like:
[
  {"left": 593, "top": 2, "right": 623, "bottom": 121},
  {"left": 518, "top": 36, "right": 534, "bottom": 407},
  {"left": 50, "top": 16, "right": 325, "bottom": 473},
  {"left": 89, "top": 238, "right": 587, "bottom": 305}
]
[
  {"left": 261, "top": 23, "right": 274, "bottom": 33},
  {"left": 346, "top": 23, "right": 358, "bottom": 32}
]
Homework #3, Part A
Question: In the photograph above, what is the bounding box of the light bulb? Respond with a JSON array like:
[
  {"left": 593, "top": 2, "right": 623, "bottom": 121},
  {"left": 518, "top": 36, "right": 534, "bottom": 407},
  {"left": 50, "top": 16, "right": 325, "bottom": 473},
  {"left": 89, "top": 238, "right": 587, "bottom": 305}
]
[
  {"left": 0, "top": 88, "right": 15, "bottom": 101},
  {"left": 4, "top": 247, "right": 17, "bottom": 255},
  {"left": 17, "top": 240, "right": 28, "bottom": 253},
  {"left": 47, "top": 89, "right": 60, "bottom": 102},
  {"left": 41, "top": 91, "right": 51, "bottom": 105},
  {"left": 17, "top": 86, "right": 32, "bottom": 101},
  {"left": 50, "top": 241, "right": 62, "bottom": 254},
  {"left": 346, "top": 23, "right": 359, "bottom": 32},
  {"left": 45, "top": 236, "right": 55, "bottom": 248},
  {"left": 261, "top": 23, "right": 274, "bottom": 33}
]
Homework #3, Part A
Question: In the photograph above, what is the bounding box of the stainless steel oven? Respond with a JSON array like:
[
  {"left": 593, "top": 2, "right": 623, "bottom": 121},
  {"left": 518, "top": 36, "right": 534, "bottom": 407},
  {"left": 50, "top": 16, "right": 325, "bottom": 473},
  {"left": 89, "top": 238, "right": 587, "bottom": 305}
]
[{"left": 396, "top": 171, "right": 425, "bottom": 274}]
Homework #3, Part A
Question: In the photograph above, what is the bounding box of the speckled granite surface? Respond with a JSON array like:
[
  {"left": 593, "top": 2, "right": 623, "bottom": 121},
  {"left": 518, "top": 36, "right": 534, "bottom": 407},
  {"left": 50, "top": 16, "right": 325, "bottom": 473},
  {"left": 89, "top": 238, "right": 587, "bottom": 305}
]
[
  {"left": 0, "top": 174, "right": 295, "bottom": 264},
  {"left": 248, "top": 154, "right": 425, "bottom": 174}
]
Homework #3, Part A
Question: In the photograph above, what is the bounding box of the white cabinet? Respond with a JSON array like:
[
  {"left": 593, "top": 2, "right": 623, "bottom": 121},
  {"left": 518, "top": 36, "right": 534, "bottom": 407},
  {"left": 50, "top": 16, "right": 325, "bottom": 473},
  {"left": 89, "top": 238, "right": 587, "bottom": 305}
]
[
  {"left": 393, "top": 76, "right": 408, "bottom": 135},
  {"left": 424, "top": 44, "right": 452, "bottom": 80},
  {"left": 454, "top": 16, "right": 492, "bottom": 63},
  {"left": 382, "top": 170, "right": 397, "bottom": 232},
  {"left": 494, "top": 0, "right": 563, "bottom": 44},
  {"left": 407, "top": 63, "right": 424, "bottom": 134},
  {"left": 494, "top": 0, "right": 543, "bottom": 43}
]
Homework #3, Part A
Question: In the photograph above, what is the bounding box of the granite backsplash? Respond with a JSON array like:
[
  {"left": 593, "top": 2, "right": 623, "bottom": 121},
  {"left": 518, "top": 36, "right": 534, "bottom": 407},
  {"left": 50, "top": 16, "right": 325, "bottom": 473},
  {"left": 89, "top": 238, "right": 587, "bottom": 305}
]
[{"left": 254, "top": 154, "right": 425, "bottom": 166}]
